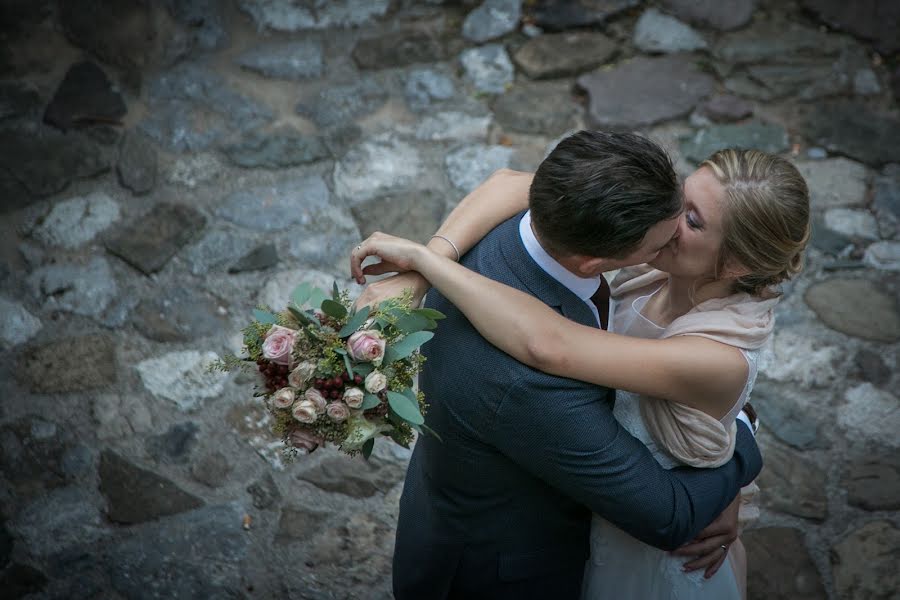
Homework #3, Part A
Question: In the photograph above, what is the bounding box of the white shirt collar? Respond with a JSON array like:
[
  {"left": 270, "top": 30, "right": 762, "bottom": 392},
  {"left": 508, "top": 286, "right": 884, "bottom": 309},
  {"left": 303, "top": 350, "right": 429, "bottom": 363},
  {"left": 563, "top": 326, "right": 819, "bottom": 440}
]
[{"left": 519, "top": 211, "right": 603, "bottom": 303}]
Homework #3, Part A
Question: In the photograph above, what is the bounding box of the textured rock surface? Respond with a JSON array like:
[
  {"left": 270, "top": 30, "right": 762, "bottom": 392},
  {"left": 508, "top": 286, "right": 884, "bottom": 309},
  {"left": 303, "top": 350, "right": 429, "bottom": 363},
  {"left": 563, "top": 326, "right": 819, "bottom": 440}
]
[{"left": 513, "top": 32, "right": 616, "bottom": 80}]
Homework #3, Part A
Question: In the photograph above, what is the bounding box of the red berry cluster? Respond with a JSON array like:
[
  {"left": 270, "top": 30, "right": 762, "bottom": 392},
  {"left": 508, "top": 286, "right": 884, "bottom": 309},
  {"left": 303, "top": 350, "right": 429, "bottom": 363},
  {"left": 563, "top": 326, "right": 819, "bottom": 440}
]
[
  {"left": 312, "top": 372, "right": 364, "bottom": 400},
  {"left": 257, "top": 359, "right": 289, "bottom": 392}
]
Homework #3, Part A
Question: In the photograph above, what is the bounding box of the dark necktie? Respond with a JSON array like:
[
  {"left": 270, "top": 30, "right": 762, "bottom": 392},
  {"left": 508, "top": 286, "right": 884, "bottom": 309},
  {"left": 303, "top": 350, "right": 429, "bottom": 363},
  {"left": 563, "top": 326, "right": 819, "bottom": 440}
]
[{"left": 590, "top": 275, "right": 611, "bottom": 331}]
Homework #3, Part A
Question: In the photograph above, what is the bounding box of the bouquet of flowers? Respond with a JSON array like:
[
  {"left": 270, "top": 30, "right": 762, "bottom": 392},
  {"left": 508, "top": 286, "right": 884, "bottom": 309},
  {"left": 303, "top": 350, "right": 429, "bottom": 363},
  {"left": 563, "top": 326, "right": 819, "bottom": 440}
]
[{"left": 213, "top": 281, "right": 444, "bottom": 459}]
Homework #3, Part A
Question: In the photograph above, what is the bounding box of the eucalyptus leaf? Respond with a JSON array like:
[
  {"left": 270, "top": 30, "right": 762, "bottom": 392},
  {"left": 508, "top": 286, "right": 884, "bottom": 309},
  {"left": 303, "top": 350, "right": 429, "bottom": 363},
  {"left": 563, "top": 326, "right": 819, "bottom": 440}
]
[
  {"left": 252, "top": 309, "right": 278, "bottom": 324},
  {"left": 361, "top": 393, "right": 381, "bottom": 410},
  {"left": 387, "top": 391, "right": 424, "bottom": 425},
  {"left": 420, "top": 422, "right": 443, "bottom": 443},
  {"left": 413, "top": 307, "right": 446, "bottom": 321},
  {"left": 394, "top": 312, "right": 432, "bottom": 334},
  {"left": 338, "top": 305, "right": 371, "bottom": 337},
  {"left": 353, "top": 363, "right": 375, "bottom": 377},
  {"left": 332, "top": 281, "right": 340, "bottom": 301},
  {"left": 362, "top": 438, "right": 375, "bottom": 460},
  {"left": 291, "top": 283, "right": 311, "bottom": 307},
  {"left": 308, "top": 287, "right": 328, "bottom": 309},
  {"left": 342, "top": 353, "right": 353, "bottom": 376},
  {"left": 388, "top": 331, "right": 434, "bottom": 361},
  {"left": 321, "top": 298, "right": 347, "bottom": 319},
  {"left": 287, "top": 306, "right": 311, "bottom": 326}
]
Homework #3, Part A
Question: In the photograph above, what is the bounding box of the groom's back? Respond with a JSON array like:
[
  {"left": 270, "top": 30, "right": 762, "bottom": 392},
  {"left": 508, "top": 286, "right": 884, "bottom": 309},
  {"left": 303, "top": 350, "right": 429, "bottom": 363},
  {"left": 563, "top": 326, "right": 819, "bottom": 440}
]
[{"left": 393, "top": 216, "right": 606, "bottom": 599}]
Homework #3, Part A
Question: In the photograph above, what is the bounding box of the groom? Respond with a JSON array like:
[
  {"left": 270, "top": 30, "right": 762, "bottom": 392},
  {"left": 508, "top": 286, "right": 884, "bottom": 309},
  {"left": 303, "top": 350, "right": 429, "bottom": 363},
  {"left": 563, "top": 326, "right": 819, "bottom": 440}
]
[{"left": 390, "top": 131, "right": 762, "bottom": 599}]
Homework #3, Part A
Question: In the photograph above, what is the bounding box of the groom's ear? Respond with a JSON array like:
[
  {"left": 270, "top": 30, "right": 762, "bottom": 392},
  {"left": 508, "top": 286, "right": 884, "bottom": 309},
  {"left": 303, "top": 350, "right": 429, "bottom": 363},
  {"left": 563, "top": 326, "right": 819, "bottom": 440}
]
[{"left": 573, "top": 256, "right": 608, "bottom": 277}]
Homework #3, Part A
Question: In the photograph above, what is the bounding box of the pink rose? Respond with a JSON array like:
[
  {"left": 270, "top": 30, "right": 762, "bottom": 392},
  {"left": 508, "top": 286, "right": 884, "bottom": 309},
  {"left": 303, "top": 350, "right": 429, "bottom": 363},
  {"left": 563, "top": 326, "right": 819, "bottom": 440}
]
[
  {"left": 272, "top": 387, "right": 295, "bottom": 409},
  {"left": 343, "top": 387, "right": 365, "bottom": 409},
  {"left": 262, "top": 325, "right": 296, "bottom": 366},
  {"left": 292, "top": 400, "right": 318, "bottom": 423},
  {"left": 289, "top": 428, "right": 324, "bottom": 454},
  {"left": 288, "top": 360, "right": 317, "bottom": 388},
  {"left": 346, "top": 330, "right": 386, "bottom": 365},
  {"left": 304, "top": 388, "right": 327, "bottom": 415},
  {"left": 326, "top": 402, "right": 350, "bottom": 423}
]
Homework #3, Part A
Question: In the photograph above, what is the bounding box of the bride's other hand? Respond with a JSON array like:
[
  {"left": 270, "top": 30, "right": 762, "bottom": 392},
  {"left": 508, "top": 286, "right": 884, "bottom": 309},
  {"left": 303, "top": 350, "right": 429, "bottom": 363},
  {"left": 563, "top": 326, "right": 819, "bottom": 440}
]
[
  {"left": 350, "top": 232, "right": 427, "bottom": 283},
  {"left": 671, "top": 493, "right": 740, "bottom": 578},
  {"left": 354, "top": 272, "right": 429, "bottom": 311}
]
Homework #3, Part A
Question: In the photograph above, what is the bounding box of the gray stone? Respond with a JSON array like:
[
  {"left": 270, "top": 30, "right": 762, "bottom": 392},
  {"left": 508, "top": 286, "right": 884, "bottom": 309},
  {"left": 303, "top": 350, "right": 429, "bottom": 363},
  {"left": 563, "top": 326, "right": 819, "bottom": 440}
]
[
  {"left": 298, "top": 455, "right": 404, "bottom": 498},
  {"left": 462, "top": 0, "right": 521, "bottom": 43},
  {"left": 105, "top": 503, "right": 249, "bottom": 599},
  {"left": 239, "top": 0, "right": 390, "bottom": 31},
  {"left": 759, "top": 327, "right": 844, "bottom": 388},
  {"left": 295, "top": 78, "right": 388, "bottom": 128},
  {"left": 20, "top": 334, "right": 116, "bottom": 393},
  {"left": 140, "top": 63, "right": 273, "bottom": 152},
  {"left": 0, "top": 564, "right": 47, "bottom": 598},
  {"left": 26, "top": 257, "right": 119, "bottom": 319},
  {"left": 633, "top": 9, "right": 707, "bottom": 53},
  {"left": 757, "top": 436, "right": 827, "bottom": 520},
  {"left": 182, "top": 228, "right": 259, "bottom": 276},
  {"left": 134, "top": 286, "right": 228, "bottom": 343},
  {"left": 0, "top": 418, "right": 77, "bottom": 492},
  {"left": 660, "top": 0, "right": 756, "bottom": 31},
  {"left": 0, "top": 298, "right": 41, "bottom": 349},
  {"left": 352, "top": 190, "right": 447, "bottom": 244},
  {"left": 854, "top": 348, "right": 891, "bottom": 386},
  {"left": 352, "top": 30, "right": 448, "bottom": 69},
  {"left": 512, "top": 32, "right": 616, "bottom": 80},
  {"left": 714, "top": 22, "right": 845, "bottom": 65},
  {"left": 525, "top": 0, "right": 639, "bottom": 30},
  {"left": 43, "top": 60, "right": 126, "bottom": 131},
  {"left": 116, "top": 132, "right": 157, "bottom": 195},
  {"left": 810, "top": 215, "right": 853, "bottom": 255},
  {"left": 492, "top": 80, "right": 577, "bottom": 135},
  {"left": 416, "top": 111, "right": 492, "bottom": 142},
  {"left": 277, "top": 506, "right": 330, "bottom": 541},
  {"left": 803, "top": 0, "right": 900, "bottom": 55},
  {"left": 99, "top": 450, "right": 204, "bottom": 524},
  {"left": 864, "top": 241, "right": 900, "bottom": 271},
  {"left": 742, "top": 61, "right": 851, "bottom": 101},
  {"left": 404, "top": 69, "right": 455, "bottom": 112},
  {"left": 853, "top": 68, "right": 881, "bottom": 95},
  {"left": 0, "top": 523, "right": 11, "bottom": 568},
  {"left": 247, "top": 472, "right": 281, "bottom": 509},
  {"left": 697, "top": 94, "right": 753, "bottom": 123},
  {"left": 446, "top": 144, "right": 515, "bottom": 193},
  {"left": 230, "top": 243, "right": 279, "bottom": 273},
  {"left": 751, "top": 382, "right": 826, "bottom": 450},
  {"left": 832, "top": 521, "right": 900, "bottom": 600},
  {"left": 460, "top": 44, "right": 514, "bottom": 94},
  {"left": 165, "top": 0, "right": 229, "bottom": 50},
  {"left": 838, "top": 383, "right": 900, "bottom": 448},
  {"left": 236, "top": 39, "right": 323, "bottom": 80},
  {"left": 0, "top": 81, "right": 40, "bottom": 121},
  {"left": 796, "top": 158, "right": 867, "bottom": 209},
  {"left": 333, "top": 134, "right": 425, "bottom": 205},
  {"left": 146, "top": 422, "right": 199, "bottom": 464},
  {"left": 723, "top": 74, "right": 776, "bottom": 101},
  {"left": 105, "top": 203, "right": 206, "bottom": 275},
  {"left": 32, "top": 191, "right": 120, "bottom": 248},
  {"left": 806, "top": 279, "right": 900, "bottom": 342},
  {"left": 60, "top": 444, "right": 95, "bottom": 479},
  {"left": 93, "top": 392, "right": 154, "bottom": 441},
  {"left": 322, "top": 123, "right": 364, "bottom": 157},
  {"left": 0, "top": 125, "right": 111, "bottom": 210},
  {"left": 873, "top": 164, "right": 900, "bottom": 219},
  {"left": 12, "top": 486, "right": 107, "bottom": 558},
  {"left": 800, "top": 102, "right": 900, "bottom": 167},
  {"left": 807, "top": 147, "right": 827, "bottom": 159},
  {"left": 190, "top": 451, "right": 231, "bottom": 488},
  {"left": 823, "top": 208, "right": 879, "bottom": 241},
  {"left": 578, "top": 55, "right": 715, "bottom": 129},
  {"left": 841, "top": 451, "right": 900, "bottom": 511},
  {"left": 223, "top": 129, "right": 328, "bottom": 169},
  {"left": 743, "top": 528, "right": 826, "bottom": 599},
  {"left": 680, "top": 121, "right": 789, "bottom": 163},
  {"left": 166, "top": 153, "right": 224, "bottom": 188},
  {"left": 135, "top": 350, "right": 225, "bottom": 411}
]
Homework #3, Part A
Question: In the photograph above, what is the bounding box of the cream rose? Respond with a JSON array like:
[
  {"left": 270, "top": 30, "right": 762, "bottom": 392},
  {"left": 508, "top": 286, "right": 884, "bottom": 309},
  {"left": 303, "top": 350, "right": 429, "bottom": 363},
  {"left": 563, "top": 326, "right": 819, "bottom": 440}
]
[
  {"left": 291, "top": 400, "right": 318, "bottom": 423},
  {"left": 262, "top": 325, "right": 296, "bottom": 366},
  {"left": 304, "top": 388, "right": 327, "bottom": 414},
  {"left": 326, "top": 402, "right": 350, "bottom": 423},
  {"left": 346, "top": 330, "right": 386, "bottom": 365},
  {"left": 288, "top": 360, "right": 317, "bottom": 388},
  {"left": 364, "top": 371, "right": 388, "bottom": 394},
  {"left": 272, "top": 387, "right": 295, "bottom": 409},
  {"left": 343, "top": 387, "right": 365, "bottom": 409}
]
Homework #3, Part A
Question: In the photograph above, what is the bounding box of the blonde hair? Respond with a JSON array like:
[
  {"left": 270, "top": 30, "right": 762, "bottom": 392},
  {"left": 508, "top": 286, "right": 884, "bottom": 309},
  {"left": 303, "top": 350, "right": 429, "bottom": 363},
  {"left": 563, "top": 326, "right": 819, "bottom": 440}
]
[{"left": 701, "top": 149, "right": 810, "bottom": 296}]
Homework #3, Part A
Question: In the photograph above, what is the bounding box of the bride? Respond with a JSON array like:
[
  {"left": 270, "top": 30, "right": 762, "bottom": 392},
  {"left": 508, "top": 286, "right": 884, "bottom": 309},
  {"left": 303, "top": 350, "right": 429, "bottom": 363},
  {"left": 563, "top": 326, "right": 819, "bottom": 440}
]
[{"left": 351, "top": 147, "right": 809, "bottom": 599}]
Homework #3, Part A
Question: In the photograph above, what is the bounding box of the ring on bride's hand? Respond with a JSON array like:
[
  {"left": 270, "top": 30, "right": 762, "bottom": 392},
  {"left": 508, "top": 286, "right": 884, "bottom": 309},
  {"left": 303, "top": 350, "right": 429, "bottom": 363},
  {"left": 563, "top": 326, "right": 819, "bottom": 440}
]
[{"left": 720, "top": 544, "right": 728, "bottom": 553}]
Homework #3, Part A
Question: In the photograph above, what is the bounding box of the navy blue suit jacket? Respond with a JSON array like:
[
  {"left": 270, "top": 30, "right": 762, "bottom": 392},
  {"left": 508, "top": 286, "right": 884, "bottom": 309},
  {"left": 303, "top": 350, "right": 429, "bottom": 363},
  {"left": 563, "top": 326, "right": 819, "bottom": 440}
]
[{"left": 393, "top": 214, "right": 762, "bottom": 599}]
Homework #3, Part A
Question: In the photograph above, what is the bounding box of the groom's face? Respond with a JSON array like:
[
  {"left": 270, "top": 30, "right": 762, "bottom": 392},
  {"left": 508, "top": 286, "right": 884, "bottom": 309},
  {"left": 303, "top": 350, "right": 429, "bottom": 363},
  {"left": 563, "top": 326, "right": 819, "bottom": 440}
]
[{"left": 597, "top": 215, "right": 681, "bottom": 273}]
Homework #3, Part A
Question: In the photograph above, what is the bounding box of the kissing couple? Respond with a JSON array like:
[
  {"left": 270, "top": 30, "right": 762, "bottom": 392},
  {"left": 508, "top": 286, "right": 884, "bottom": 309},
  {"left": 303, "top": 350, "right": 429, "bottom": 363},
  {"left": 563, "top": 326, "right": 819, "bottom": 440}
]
[{"left": 341, "top": 130, "right": 808, "bottom": 599}]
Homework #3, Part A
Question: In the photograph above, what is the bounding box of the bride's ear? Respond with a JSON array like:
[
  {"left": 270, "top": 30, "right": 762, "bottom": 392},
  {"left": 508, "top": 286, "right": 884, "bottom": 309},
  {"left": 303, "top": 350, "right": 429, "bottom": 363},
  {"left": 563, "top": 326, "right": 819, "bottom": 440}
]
[{"left": 720, "top": 257, "right": 751, "bottom": 280}]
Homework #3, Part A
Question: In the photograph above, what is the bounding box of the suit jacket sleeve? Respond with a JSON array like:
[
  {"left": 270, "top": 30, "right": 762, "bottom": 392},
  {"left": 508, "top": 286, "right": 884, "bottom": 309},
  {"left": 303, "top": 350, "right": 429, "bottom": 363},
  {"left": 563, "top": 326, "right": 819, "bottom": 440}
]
[{"left": 491, "top": 378, "right": 762, "bottom": 551}]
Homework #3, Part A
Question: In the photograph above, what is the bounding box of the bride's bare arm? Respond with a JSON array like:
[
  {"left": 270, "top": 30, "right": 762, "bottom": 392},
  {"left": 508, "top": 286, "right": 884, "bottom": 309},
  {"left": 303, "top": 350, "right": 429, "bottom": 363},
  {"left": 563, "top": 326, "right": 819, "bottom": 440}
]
[
  {"left": 352, "top": 235, "right": 748, "bottom": 419},
  {"left": 352, "top": 169, "right": 533, "bottom": 306}
]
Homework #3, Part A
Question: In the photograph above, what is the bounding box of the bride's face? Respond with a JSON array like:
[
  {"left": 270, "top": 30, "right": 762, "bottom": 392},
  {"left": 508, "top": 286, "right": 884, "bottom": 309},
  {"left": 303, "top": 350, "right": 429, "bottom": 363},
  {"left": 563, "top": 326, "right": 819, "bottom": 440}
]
[{"left": 649, "top": 166, "right": 727, "bottom": 279}]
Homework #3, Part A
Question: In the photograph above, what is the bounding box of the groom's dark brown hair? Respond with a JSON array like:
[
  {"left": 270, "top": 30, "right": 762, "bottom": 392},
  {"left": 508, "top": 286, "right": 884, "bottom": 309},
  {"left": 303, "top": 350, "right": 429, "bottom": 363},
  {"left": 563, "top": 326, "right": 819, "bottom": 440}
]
[{"left": 529, "top": 130, "right": 682, "bottom": 259}]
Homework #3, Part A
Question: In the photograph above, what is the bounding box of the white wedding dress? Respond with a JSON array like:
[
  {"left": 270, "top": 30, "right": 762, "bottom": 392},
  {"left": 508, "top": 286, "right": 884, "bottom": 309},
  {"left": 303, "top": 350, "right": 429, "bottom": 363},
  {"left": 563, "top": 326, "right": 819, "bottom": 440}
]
[{"left": 581, "top": 287, "right": 757, "bottom": 600}]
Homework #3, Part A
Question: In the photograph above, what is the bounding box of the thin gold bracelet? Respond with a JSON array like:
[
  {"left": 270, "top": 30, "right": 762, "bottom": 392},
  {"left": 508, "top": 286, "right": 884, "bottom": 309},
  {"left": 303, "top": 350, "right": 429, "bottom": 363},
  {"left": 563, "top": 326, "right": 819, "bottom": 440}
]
[{"left": 430, "top": 235, "right": 461, "bottom": 262}]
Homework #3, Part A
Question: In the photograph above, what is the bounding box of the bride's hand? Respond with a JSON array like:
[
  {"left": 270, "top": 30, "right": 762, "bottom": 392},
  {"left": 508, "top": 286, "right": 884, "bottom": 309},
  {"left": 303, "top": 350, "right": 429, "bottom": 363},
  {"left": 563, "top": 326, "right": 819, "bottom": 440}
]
[
  {"left": 350, "top": 232, "right": 427, "bottom": 284},
  {"left": 354, "top": 272, "right": 429, "bottom": 311}
]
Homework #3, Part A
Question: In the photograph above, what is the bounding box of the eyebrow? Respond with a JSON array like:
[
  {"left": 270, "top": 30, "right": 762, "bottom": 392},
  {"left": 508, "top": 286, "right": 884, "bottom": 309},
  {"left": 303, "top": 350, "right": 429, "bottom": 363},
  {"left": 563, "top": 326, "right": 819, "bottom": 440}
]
[{"left": 683, "top": 180, "right": 707, "bottom": 225}]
